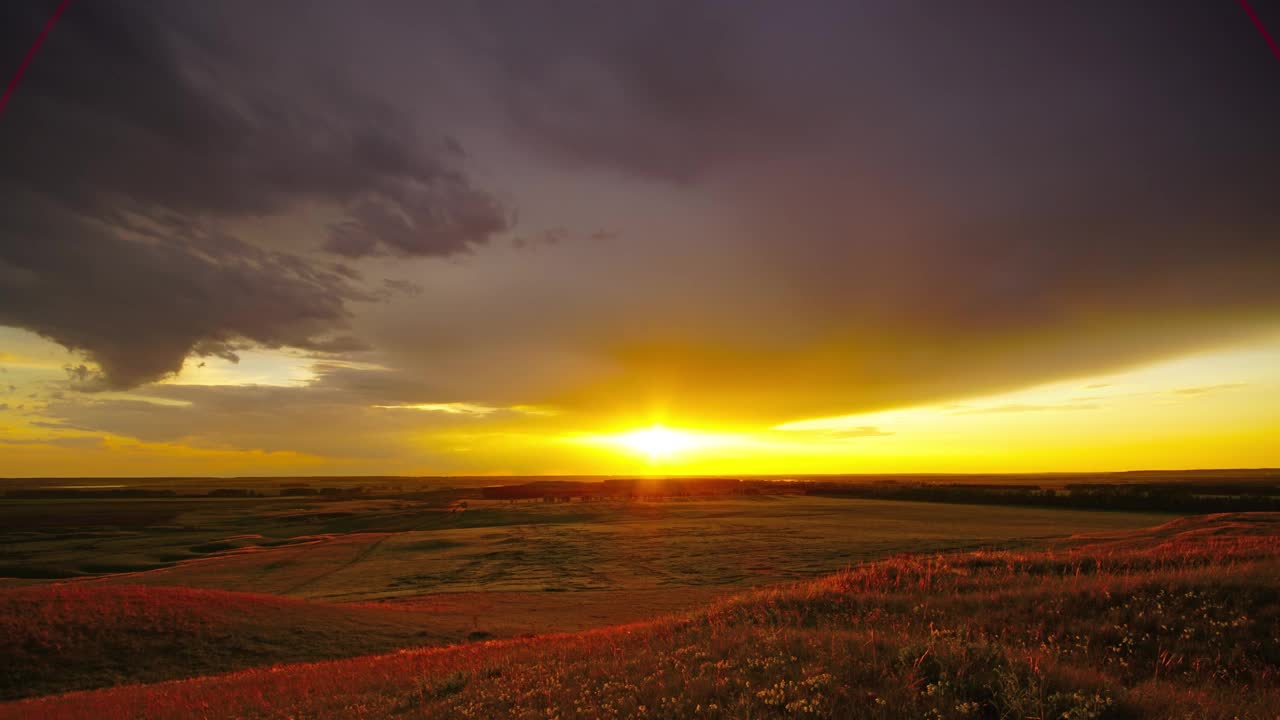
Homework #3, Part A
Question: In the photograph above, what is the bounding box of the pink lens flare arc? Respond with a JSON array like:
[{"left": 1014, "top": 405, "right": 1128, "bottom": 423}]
[
  {"left": 0, "top": 0, "right": 74, "bottom": 119},
  {"left": 1238, "top": 0, "right": 1280, "bottom": 65}
]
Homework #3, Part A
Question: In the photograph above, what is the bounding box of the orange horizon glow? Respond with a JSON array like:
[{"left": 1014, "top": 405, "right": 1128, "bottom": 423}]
[{"left": 1, "top": 328, "right": 1278, "bottom": 478}]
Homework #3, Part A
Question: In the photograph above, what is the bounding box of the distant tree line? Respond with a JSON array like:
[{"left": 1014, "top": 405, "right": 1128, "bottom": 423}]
[
  {"left": 805, "top": 481, "right": 1280, "bottom": 513},
  {"left": 481, "top": 478, "right": 775, "bottom": 502},
  {"left": 7, "top": 475, "right": 1277, "bottom": 514},
  {"left": 2, "top": 486, "right": 364, "bottom": 499},
  {"left": 3, "top": 489, "right": 178, "bottom": 499},
  {"left": 277, "top": 486, "right": 366, "bottom": 497}
]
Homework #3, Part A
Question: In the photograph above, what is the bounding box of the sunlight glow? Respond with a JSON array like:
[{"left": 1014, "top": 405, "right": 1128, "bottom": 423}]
[{"left": 615, "top": 426, "right": 699, "bottom": 461}]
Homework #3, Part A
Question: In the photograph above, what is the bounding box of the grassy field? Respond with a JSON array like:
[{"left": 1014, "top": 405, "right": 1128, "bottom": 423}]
[
  {"left": 0, "top": 584, "right": 456, "bottom": 700},
  {"left": 1, "top": 495, "right": 1172, "bottom": 600},
  {"left": 4, "top": 512, "right": 1275, "bottom": 719},
  {"left": 0, "top": 491, "right": 1177, "bottom": 703}
]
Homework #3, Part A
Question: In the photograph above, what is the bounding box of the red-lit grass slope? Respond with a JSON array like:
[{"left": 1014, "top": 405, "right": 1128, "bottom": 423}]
[
  {"left": 4, "top": 513, "right": 1277, "bottom": 719},
  {"left": 0, "top": 584, "right": 458, "bottom": 700}
]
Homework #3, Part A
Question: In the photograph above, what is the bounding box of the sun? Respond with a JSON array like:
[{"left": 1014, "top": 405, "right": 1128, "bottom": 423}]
[{"left": 616, "top": 425, "right": 696, "bottom": 461}]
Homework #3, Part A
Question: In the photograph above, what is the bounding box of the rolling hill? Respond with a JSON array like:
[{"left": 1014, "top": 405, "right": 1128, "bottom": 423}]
[{"left": 3, "top": 513, "right": 1277, "bottom": 719}]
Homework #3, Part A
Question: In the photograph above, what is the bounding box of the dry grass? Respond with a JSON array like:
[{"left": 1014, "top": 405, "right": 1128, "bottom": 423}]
[
  {"left": 3, "top": 512, "right": 1277, "bottom": 719},
  {"left": 2, "top": 495, "right": 1170, "bottom": 599},
  {"left": 0, "top": 584, "right": 457, "bottom": 700}
]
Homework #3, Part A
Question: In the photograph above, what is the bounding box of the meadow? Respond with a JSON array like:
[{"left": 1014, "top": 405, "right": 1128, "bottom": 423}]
[
  {"left": 1, "top": 490, "right": 1171, "bottom": 599},
  {"left": 3, "top": 511, "right": 1276, "bottom": 719},
  {"left": 0, "top": 482, "right": 1179, "bottom": 703}
]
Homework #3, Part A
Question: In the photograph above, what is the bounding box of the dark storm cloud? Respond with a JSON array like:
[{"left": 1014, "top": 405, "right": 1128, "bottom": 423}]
[
  {"left": 1, "top": 199, "right": 365, "bottom": 389},
  {"left": 0, "top": 1, "right": 509, "bottom": 253},
  {"left": 483, "top": 2, "right": 1280, "bottom": 190},
  {"left": 410, "top": 0, "right": 1280, "bottom": 422},
  {"left": 5, "top": 0, "right": 1280, "bottom": 431},
  {"left": 0, "top": 1, "right": 509, "bottom": 388},
  {"left": 480, "top": 2, "right": 791, "bottom": 182}
]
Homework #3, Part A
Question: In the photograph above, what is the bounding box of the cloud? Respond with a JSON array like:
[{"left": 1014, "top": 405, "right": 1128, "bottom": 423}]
[
  {"left": 783, "top": 425, "right": 894, "bottom": 441},
  {"left": 30, "top": 363, "right": 544, "bottom": 458},
  {"left": 373, "top": 402, "right": 499, "bottom": 416},
  {"left": 0, "top": 2, "right": 510, "bottom": 256},
  {"left": 0, "top": 1, "right": 510, "bottom": 389},
  {"left": 481, "top": 3, "right": 793, "bottom": 183},
  {"left": 5, "top": 0, "right": 1280, "bottom": 443},
  {"left": 1170, "top": 383, "right": 1248, "bottom": 396},
  {"left": 948, "top": 403, "right": 1100, "bottom": 416},
  {"left": 1, "top": 202, "right": 367, "bottom": 389},
  {"left": 324, "top": 186, "right": 510, "bottom": 259},
  {"left": 0, "top": 435, "right": 106, "bottom": 450},
  {"left": 377, "top": 0, "right": 1280, "bottom": 424}
]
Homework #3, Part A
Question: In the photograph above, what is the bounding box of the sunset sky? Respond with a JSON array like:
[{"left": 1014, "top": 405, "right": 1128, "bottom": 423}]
[{"left": 1, "top": 1, "right": 1278, "bottom": 477}]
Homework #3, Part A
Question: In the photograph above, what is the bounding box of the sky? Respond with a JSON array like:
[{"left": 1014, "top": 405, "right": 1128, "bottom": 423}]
[{"left": 1, "top": 1, "right": 1278, "bottom": 477}]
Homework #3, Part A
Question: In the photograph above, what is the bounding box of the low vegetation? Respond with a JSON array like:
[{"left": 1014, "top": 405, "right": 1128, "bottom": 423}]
[
  {"left": 809, "top": 472, "right": 1280, "bottom": 514},
  {"left": 0, "top": 584, "right": 456, "bottom": 699},
  {"left": 1, "top": 494, "right": 1167, "bottom": 600},
  {"left": 4, "top": 513, "right": 1276, "bottom": 719}
]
